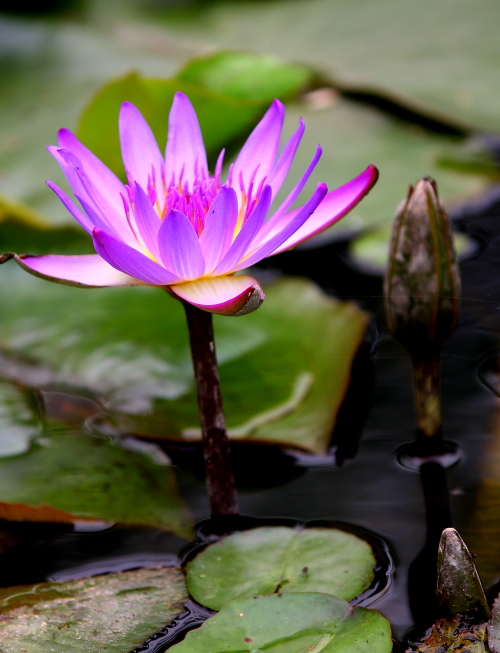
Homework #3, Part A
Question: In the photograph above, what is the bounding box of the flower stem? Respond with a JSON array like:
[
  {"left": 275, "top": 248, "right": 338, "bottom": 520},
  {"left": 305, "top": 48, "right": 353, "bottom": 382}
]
[
  {"left": 183, "top": 302, "right": 239, "bottom": 517},
  {"left": 411, "top": 352, "right": 443, "bottom": 457}
]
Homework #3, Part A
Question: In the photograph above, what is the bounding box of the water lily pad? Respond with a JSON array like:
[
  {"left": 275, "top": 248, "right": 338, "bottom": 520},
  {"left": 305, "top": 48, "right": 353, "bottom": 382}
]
[
  {"left": 169, "top": 592, "right": 392, "bottom": 653},
  {"left": 77, "top": 71, "right": 265, "bottom": 178},
  {"left": 0, "top": 566, "right": 188, "bottom": 652},
  {"left": 187, "top": 526, "right": 376, "bottom": 610},
  {"left": 0, "top": 426, "right": 192, "bottom": 536},
  {"left": 176, "top": 50, "right": 312, "bottom": 101},
  {"left": 163, "top": 0, "right": 500, "bottom": 133},
  {"left": 0, "top": 264, "right": 368, "bottom": 455}
]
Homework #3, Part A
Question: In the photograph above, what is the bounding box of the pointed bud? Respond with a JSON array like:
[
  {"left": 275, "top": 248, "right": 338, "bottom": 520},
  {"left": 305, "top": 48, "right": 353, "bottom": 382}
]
[
  {"left": 437, "top": 528, "right": 490, "bottom": 621},
  {"left": 384, "top": 178, "right": 461, "bottom": 354}
]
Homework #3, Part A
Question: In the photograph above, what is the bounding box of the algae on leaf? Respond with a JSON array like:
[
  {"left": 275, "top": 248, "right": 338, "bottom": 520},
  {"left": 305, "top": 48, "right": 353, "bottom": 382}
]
[
  {"left": 0, "top": 566, "right": 188, "bottom": 653},
  {"left": 187, "top": 526, "right": 376, "bottom": 610}
]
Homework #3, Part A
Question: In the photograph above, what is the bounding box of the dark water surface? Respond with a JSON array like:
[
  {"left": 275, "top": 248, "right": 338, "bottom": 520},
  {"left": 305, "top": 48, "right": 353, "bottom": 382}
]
[{"left": 2, "top": 185, "right": 500, "bottom": 647}]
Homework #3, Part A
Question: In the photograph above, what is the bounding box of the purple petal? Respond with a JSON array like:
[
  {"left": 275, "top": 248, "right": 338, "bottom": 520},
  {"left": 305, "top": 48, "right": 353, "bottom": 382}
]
[
  {"left": 266, "top": 118, "right": 305, "bottom": 199},
  {"left": 93, "top": 229, "right": 181, "bottom": 286},
  {"left": 133, "top": 183, "right": 161, "bottom": 261},
  {"left": 57, "top": 129, "right": 126, "bottom": 217},
  {"left": 119, "top": 102, "right": 165, "bottom": 193},
  {"left": 255, "top": 144, "right": 323, "bottom": 247},
  {"left": 15, "top": 254, "right": 144, "bottom": 287},
  {"left": 235, "top": 183, "right": 328, "bottom": 270},
  {"left": 56, "top": 148, "right": 135, "bottom": 245},
  {"left": 214, "top": 185, "right": 273, "bottom": 275},
  {"left": 231, "top": 99, "right": 284, "bottom": 196},
  {"left": 165, "top": 92, "right": 208, "bottom": 188},
  {"left": 271, "top": 165, "right": 379, "bottom": 255},
  {"left": 46, "top": 181, "right": 94, "bottom": 233},
  {"left": 170, "top": 275, "right": 264, "bottom": 316},
  {"left": 199, "top": 186, "right": 239, "bottom": 273},
  {"left": 158, "top": 209, "right": 205, "bottom": 280}
]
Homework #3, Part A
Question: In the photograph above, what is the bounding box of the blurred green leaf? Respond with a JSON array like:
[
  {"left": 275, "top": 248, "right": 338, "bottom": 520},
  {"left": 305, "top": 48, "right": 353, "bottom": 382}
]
[
  {"left": 176, "top": 50, "right": 312, "bottom": 101},
  {"left": 77, "top": 71, "right": 265, "bottom": 176},
  {"left": 0, "top": 265, "right": 367, "bottom": 455},
  {"left": 187, "top": 526, "right": 376, "bottom": 610},
  {"left": 161, "top": 0, "right": 500, "bottom": 133},
  {"left": 273, "top": 98, "right": 487, "bottom": 242},
  {"left": 0, "top": 424, "right": 192, "bottom": 535},
  {"left": 170, "top": 592, "right": 392, "bottom": 653},
  {"left": 0, "top": 566, "right": 188, "bottom": 652}
]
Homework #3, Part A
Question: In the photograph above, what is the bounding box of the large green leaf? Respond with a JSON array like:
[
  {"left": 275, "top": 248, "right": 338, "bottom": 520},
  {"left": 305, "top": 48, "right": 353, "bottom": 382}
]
[
  {"left": 161, "top": 0, "right": 500, "bottom": 133},
  {"left": 0, "top": 566, "right": 188, "bottom": 652},
  {"left": 273, "top": 98, "right": 486, "bottom": 240},
  {"left": 0, "top": 264, "right": 368, "bottom": 455},
  {"left": 187, "top": 526, "right": 376, "bottom": 610},
  {"left": 176, "top": 50, "right": 312, "bottom": 101},
  {"left": 0, "top": 425, "right": 192, "bottom": 536},
  {"left": 169, "top": 592, "right": 392, "bottom": 653},
  {"left": 77, "top": 71, "right": 265, "bottom": 178}
]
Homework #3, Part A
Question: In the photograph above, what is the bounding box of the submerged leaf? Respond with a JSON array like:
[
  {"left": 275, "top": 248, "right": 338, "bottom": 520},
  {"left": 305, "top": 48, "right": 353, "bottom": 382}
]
[
  {"left": 169, "top": 592, "right": 392, "bottom": 653},
  {"left": 0, "top": 566, "right": 188, "bottom": 653},
  {"left": 187, "top": 526, "right": 376, "bottom": 610}
]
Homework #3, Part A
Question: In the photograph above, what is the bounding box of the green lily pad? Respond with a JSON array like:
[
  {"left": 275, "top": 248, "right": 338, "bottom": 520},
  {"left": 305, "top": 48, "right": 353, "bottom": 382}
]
[
  {"left": 0, "top": 264, "right": 368, "bottom": 455},
  {"left": 187, "top": 526, "right": 376, "bottom": 610},
  {"left": 77, "top": 71, "right": 266, "bottom": 178},
  {"left": 0, "top": 566, "right": 188, "bottom": 652},
  {"left": 162, "top": 0, "right": 500, "bottom": 133},
  {"left": 170, "top": 592, "right": 392, "bottom": 653},
  {"left": 0, "top": 425, "right": 192, "bottom": 536},
  {"left": 176, "top": 50, "right": 312, "bottom": 101}
]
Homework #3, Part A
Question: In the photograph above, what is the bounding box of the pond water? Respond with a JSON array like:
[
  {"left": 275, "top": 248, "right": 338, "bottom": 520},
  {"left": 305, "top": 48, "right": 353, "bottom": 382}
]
[{"left": 1, "top": 183, "right": 500, "bottom": 649}]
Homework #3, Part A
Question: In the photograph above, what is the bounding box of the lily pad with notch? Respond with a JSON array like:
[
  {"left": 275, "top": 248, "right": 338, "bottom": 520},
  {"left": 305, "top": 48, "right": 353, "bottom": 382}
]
[
  {"left": 169, "top": 592, "right": 392, "bottom": 653},
  {"left": 186, "top": 525, "right": 377, "bottom": 610}
]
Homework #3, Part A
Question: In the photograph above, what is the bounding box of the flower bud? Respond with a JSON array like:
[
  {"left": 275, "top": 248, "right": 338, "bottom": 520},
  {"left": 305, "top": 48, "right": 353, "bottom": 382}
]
[{"left": 384, "top": 178, "right": 461, "bottom": 354}]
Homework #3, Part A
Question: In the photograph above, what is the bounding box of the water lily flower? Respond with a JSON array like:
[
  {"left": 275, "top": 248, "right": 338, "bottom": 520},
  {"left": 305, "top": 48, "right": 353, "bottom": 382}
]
[{"left": 12, "top": 93, "right": 378, "bottom": 315}]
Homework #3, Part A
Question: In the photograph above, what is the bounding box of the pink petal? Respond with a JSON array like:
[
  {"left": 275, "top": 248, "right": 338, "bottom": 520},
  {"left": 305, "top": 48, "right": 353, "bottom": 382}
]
[
  {"left": 231, "top": 99, "right": 285, "bottom": 197},
  {"left": 46, "top": 181, "right": 94, "bottom": 233},
  {"left": 93, "top": 229, "right": 181, "bottom": 286},
  {"left": 165, "top": 92, "right": 208, "bottom": 188},
  {"left": 133, "top": 182, "right": 161, "bottom": 261},
  {"left": 266, "top": 118, "right": 305, "bottom": 199},
  {"left": 119, "top": 102, "right": 165, "bottom": 193},
  {"left": 271, "top": 165, "right": 379, "bottom": 255},
  {"left": 235, "top": 182, "right": 328, "bottom": 270},
  {"left": 214, "top": 185, "right": 273, "bottom": 275},
  {"left": 57, "top": 129, "right": 126, "bottom": 218},
  {"left": 170, "top": 275, "right": 264, "bottom": 316},
  {"left": 15, "top": 254, "right": 144, "bottom": 287},
  {"left": 199, "top": 186, "right": 239, "bottom": 273},
  {"left": 158, "top": 209, "right": 205, "bottom": 280}
]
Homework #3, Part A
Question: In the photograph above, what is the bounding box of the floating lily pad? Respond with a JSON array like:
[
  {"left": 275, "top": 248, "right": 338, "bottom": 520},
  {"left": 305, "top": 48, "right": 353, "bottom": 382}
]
[
  {"left": 0, "top": 566, "right": 188, "bottom": 653},
  {"left": 0, "top": 426, "right": 192, "bottom": 536},
  {"left": 170, "top": 592, "right": 392, "bottom": 653},
  {"left": 176, "top": 50, "right": 312, "bottom": 101},
  {"left": 77, "top": 71, "right": 265, "bottom": 178},
  {"left": 163, "top": 0, "right": 500, "bottom": 133},
  {"left": 187, "top": 526, "right": 376, "bottom": 610},
  {"left": 0, "top": 264, "right": 368, "bottom": 455}
]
